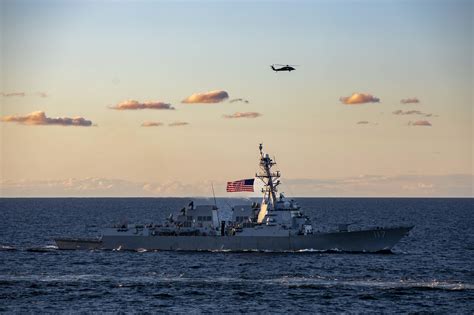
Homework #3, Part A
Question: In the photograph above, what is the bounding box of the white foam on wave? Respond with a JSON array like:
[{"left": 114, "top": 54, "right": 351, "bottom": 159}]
[
  {"left": 139, "top": 275, "right": 473, "bottom": 292},
  {"left": 25, "top": 244, "right": 58, "bottom": 252},
  {"left": 2, "top": 272, "right": 469, "bottom": 292},
  {"left": 296, "top": 248, "right": 343, "bottom": 253},
  {"left": 274, "top": 276, "right": 473, "bottom": 291},
  {"left": 0, "top": 245, "right": 16, "bottom": 251},
  {"left": 43, "top": 245, "right": 58, "bottom": 249}
]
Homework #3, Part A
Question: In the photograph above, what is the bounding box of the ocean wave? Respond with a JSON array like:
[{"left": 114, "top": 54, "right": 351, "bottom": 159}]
[
  {"left": 0, "top": 245, "right": 16, "bottom": 251},
  {"left": 1, "top": 272, "right": 470, "bottom": 293},
  {"left": 25, "top": 245, "right": 58, "bottom": 252},
  {"left": 277, "top": 277, "right": 473, "bottom": 292}
]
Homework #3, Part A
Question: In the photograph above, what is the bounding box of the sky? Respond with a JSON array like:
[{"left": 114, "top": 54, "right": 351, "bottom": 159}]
[{"left": 0, "top": 0, "right": 472, "bottom": 197}]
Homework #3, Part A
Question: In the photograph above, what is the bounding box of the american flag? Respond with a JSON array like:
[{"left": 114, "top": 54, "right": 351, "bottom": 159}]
[{"left": 226, "top": 178, "right": 255, "bottom": 192}]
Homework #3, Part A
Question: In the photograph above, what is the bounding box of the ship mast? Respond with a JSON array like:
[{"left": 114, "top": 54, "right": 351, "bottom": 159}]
[{"left": 255, "top": 144, "right": 280, "bottom": 210}]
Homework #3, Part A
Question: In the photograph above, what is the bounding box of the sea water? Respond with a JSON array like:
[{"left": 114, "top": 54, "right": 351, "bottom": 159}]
[{"left": 0, "top": 198, "right": 472, "bottom": 313}]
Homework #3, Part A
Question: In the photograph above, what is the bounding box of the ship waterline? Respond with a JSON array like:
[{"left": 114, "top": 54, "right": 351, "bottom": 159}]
[{"left": 56, "top": 226, "right": 412, "bottom": 252}]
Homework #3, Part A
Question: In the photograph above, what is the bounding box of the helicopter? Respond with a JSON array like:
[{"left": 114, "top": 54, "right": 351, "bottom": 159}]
[{"left": 270, "top": 64, "right": 299, "bottom": 72}]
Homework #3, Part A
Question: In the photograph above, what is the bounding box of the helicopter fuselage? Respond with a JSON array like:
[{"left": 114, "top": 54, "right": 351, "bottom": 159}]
[{"left": 271, "top": 65, "right": 295, "bottom": 72}]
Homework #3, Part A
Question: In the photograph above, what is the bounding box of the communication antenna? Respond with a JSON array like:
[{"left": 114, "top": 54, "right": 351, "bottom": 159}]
[{"left": 211, "top": 182, "right": 217, "bottom": 208}]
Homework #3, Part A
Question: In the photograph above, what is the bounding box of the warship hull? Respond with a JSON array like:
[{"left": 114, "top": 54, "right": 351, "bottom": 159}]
[
  {"left": 54, "top": 238, "right": 102, "bottom": 250},
  {"left": 55, "top": 226, "right": 412, "bottom": 252}
]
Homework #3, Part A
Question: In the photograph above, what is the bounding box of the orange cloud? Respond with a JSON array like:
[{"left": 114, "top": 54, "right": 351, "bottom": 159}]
[
  {"left": 110, "top": 100, "right": 174, "bottom": 110},
  {"left": 223, "top": 112, "right": 262, "bottom": 119},
  {"left": 1, "top": 111, "right": 93, "bottom": 126},
  {"left": 141, "top": 121, "right": 163, "bottom": 127},
  {"left": 182, "top": 90, "right": 229, "bottom": 104},
  {"left": 169, "top": 121, "right": 189, "bottom": 127},
  {"left": 339, "top": 93, "right": 380, "bottom": 105},
  {"left": 1, "top": 92, "right": 25, "bottom": 97},
  {"left": 401, "top": 97, "right": 420, "bottom": 104},
  {"left": 408, "top": 120, "right": 432, "bottom": 127}
]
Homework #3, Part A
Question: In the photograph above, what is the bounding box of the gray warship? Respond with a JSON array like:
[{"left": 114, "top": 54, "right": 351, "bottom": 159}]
[{"left": 55, "top": 144, "right": 413, "bottom": 252}]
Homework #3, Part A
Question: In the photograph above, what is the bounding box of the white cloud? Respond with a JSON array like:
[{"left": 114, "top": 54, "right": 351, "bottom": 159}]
[
  {"left": 282, "top": 174, "right": 472, "bottom": 197},
  {"left": 1, "top": 174, "right": 472, "bottom": 197}
]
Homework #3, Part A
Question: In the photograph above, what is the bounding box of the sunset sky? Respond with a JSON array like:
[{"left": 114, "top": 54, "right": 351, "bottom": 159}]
[{"left": 1, "top": 0, "right": 472, "bottom": 197}]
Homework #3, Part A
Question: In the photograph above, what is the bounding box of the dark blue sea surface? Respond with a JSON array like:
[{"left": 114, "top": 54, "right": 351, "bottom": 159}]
[{"left": 0, "top": 198, "right": 473, "bottom": 313}]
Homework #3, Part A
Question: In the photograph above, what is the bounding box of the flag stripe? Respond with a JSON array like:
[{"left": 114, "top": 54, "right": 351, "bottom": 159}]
[{"left": 226, "top": 178, "right": 254, "bottom": 192}]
